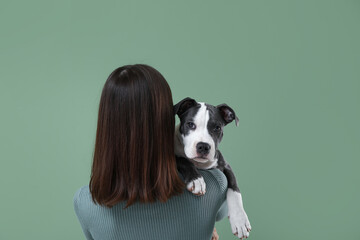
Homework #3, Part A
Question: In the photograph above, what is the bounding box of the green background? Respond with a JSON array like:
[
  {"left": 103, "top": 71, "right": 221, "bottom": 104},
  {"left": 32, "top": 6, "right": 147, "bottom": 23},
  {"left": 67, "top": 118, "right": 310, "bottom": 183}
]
[{"left": 1, "top": 0, "right": 359, "bottom": 239}]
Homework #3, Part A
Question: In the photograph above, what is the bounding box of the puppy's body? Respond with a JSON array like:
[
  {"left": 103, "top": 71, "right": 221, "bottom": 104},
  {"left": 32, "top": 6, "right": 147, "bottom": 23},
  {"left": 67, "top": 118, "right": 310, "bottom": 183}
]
[{"left": 174, "top": 98, "right": 251, "bottom": 239}]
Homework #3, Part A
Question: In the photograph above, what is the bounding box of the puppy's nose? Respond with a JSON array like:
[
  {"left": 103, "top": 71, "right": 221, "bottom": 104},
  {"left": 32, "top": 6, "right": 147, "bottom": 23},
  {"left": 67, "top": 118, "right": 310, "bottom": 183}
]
[{"left": 196, "top": 142, "right": 211, "bottom": 156}]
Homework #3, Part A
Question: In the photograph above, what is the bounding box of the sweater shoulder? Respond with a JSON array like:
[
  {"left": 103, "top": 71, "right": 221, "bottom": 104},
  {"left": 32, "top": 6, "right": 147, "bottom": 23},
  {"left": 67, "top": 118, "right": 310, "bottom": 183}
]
[
  {"left": 199, "top": 168, "right": 228, "bottom": 195},
  {"left": 73, "top": 185, "right": 92, "bottom": 218},
  {"left": 73, "top": 185, "right": 91, "bottom": 204}
]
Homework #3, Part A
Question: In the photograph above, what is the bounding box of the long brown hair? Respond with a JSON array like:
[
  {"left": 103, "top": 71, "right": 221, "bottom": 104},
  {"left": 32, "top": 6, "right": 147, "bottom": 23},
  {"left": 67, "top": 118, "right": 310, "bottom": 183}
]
[{"left": 89, "top": 64, "right": 184, "bottom": 208}]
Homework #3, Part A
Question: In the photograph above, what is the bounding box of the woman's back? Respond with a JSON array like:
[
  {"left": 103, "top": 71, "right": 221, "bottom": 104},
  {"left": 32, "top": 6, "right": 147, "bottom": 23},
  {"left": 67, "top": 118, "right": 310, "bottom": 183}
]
[{"left": 74, "top": 169, "right": 228, "bottom": 240}]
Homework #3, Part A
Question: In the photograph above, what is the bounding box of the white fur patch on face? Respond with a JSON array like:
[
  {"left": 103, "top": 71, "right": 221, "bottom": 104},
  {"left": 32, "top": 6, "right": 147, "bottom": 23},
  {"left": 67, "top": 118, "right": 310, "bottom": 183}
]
[
  {"left": 182, "top": 102, "right": 216, "bottom": 163},
  {"left": 227, "top": 189, "right": 252, "bottom": 238}
]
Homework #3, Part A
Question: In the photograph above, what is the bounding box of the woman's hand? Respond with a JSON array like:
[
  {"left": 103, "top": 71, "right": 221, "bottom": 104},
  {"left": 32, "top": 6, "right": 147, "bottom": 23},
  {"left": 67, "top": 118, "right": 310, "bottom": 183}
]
[{"left": 212, "top": 227, "right": 219, "bottom": 240}]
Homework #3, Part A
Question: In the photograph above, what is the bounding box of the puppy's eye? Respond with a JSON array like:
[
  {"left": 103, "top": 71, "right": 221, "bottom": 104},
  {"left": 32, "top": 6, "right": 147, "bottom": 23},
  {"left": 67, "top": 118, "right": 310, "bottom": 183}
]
[
  {"left": 187, "top": 122, "right": 196, "bottom": 129},
  {"left": 214, "top": 125, "right": 221, "bottom": 132}
]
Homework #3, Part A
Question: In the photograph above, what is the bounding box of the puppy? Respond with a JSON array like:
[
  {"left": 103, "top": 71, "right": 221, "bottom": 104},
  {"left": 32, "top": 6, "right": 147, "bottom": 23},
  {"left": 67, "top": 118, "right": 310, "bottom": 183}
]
[{"left": 174, "top": 97, "right": 251, "bottom": 239}]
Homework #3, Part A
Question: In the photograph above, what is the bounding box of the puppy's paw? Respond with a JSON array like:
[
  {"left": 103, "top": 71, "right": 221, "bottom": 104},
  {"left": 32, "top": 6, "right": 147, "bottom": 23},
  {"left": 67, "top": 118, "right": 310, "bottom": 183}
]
[
  {"left": 229, "top": 210, "right": 251, "bottom": 239},
  {"left": 187, "top": 177, "right": 206, "bottom": 195}
]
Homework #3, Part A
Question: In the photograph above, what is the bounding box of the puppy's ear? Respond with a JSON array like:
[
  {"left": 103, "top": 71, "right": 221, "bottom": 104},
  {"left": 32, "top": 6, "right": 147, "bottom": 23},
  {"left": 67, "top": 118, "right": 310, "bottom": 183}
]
[
  {"left": 217, "top": 104, "right": 239, "bottom": 126},
  {"left": 174, "top": 97, "right": 197, "bottom": 117}
]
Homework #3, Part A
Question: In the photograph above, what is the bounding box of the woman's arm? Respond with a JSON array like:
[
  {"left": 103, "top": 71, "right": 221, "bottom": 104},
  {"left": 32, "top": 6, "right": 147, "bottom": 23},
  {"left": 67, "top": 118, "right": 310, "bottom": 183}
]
[
  {"left": 73, "top": 187, "right": 94, "bottom": 240},
  {"left": 215, "top": 198, "right": 228, "bottom": 221},
  {"left": 200, "top": 168, "right": 228, "bottom": 222}
]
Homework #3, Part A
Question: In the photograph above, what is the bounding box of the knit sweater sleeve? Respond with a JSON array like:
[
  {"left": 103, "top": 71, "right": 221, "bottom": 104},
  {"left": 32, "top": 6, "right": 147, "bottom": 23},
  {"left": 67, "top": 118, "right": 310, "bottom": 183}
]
[
  {"left": 204, "top": 168, "right": 228, "bottom": 222},
  {"left": 73, "top": 187, "right": 94, "bottom": 240},
  {"left": 215, "top": 197, "right": 228, "bottom": 221}
]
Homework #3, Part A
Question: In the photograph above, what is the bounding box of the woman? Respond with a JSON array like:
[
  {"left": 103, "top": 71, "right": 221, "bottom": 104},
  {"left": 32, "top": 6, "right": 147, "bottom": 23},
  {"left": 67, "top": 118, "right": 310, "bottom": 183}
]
[{"left": 73, "top": 64, "right": 228, "bottom": 240}]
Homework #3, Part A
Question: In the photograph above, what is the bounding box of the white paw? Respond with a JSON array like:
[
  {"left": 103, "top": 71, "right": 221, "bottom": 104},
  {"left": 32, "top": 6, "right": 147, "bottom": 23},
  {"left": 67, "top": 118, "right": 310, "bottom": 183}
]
[
  {"left": 187, "top": 177, "right": 206, "bottom": 195},
  {"left": 229, "top": 210, "right": 251, "bottom": 239},
  {"left": 227, "top": 189, "right": 252, "bottom": 239}
]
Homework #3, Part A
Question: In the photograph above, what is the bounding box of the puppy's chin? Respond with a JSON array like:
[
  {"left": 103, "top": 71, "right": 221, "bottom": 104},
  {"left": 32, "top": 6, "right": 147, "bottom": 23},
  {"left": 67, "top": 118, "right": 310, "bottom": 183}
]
[
  {"left": 190, "top": 157, "right": 217, "bottom": 169},
  {"left": 191, "top": 157, "right": 209, "bottom": 163},
  {"left": 185, "top": 153, "right": 214, "bottom": 165}
]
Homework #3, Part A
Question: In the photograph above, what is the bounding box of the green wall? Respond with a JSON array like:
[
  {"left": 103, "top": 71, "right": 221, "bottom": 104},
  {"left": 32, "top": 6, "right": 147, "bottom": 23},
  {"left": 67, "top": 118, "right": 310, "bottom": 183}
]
[{"left": 1, "top": 0, "right": 359, "bottom": 239}]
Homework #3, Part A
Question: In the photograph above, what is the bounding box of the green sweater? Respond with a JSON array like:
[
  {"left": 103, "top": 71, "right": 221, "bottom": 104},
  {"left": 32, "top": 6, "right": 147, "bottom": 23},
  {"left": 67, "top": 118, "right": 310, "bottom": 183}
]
[{"left": 73, "top": 169, "right": 228, "bottom": 240}]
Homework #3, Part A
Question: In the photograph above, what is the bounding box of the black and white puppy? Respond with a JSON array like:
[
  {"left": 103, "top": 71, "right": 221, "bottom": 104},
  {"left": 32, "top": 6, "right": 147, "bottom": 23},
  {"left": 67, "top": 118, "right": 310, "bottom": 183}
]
[{"left": 174, "top": 97, "right": 251, "bottom": 239}]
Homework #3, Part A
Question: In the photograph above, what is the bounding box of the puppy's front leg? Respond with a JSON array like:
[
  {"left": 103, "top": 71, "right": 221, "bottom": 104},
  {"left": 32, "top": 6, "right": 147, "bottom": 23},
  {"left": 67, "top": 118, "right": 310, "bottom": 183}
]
[
  {"left": 176, "top": 156, "right": 206, "bottom": 195},
  {"left": 223, "top": 164, "right": 251, "bottom": 239},
  {"left": 227, "top": 189, "right": 251, "bottom": 239}
]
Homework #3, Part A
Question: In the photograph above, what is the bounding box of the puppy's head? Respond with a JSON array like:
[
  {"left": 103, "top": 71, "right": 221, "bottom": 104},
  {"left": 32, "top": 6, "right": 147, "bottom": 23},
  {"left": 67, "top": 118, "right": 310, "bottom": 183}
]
[{"left": 174, "top": 97, "right": 239, "bottom": 164}]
